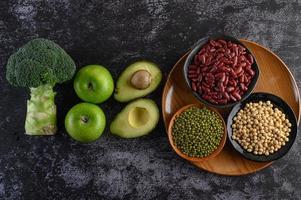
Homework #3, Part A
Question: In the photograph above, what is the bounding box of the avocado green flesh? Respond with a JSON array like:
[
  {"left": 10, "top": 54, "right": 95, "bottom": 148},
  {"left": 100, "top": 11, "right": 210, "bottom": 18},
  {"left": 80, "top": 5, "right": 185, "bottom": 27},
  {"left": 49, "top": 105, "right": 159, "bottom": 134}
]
[
  {"left": 110, "top": 98, "right": 159, "bottom": 138},
  {"left": 114, "top": 61, "right": 162, "bottom": 102}
]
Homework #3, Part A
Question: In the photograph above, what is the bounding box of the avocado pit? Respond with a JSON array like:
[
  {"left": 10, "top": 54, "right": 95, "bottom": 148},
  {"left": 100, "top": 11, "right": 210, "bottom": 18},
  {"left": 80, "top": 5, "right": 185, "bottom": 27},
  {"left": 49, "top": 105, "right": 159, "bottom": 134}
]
[{"left": 130, "top": 70, "right": 152, "bottom": 90}]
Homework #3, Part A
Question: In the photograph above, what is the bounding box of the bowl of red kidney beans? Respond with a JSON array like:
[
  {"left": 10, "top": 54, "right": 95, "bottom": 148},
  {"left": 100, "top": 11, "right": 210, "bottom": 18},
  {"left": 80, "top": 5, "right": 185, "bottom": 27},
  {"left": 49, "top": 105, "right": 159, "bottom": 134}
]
[{"left": 184, "top": 35, "right": 259, "bottom": 108}]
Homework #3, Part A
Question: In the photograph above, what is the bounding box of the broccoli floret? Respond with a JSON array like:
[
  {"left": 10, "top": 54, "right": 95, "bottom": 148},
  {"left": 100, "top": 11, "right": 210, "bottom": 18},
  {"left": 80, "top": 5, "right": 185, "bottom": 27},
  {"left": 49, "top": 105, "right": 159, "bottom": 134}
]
[
  {"left": 6, "top": 38, "right": 76, "bottom": 135},
  {"left": 6, "top": 38, "right": 75, "bottom": 87}
]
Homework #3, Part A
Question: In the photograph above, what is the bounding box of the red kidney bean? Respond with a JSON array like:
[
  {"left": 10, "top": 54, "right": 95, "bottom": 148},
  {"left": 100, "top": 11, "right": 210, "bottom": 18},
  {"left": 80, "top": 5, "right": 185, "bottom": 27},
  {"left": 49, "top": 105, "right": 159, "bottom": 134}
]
[
  {"left": 234, "top": 66, "right": 242, "bottom": 75},
  {"left": 213, "top": 86, "right": 219, "bottom": 92},
  {"left": 245, "top": 64, "right": 251, "bottom": 70},
  {"left": 218, "top": 39, "right": 227, "bottom": 46},
  {"left": 221, "top": 66, "right": 231, "bottom": 72},
  {"left": 188, "top": 73, "right": 198, "bottom": 78},
  {"left": 217, "top": 93, "right": 223, "bottom": 99},
  {"left": 214, "top": 72, "right": 223, "bottom": 79},
  {"left": 213, "top": 59, "right": 219, "bottom": 66},
  {"left": 198, "top": 84, "right": 202, "bottom": 90},
  {"left": 202, "top": 94, "right": 210, "bottom": 100},
  {"left": 219, "top": 83, "right": 225, "bottom": 92},
  {"left": 224, "top": 76, "right": 229, "bottom": 86},
  {"left": 217, "top": 99, "right": 228, "bottom": 104},
  {"left": 202, "top": 86, "right": 210, "bottom": 93},
  {"left": 220, "top": 73, "right": 226, "bottom": 82},
  {"left": 236, "top": 70, "right": 244, "bottom": 77},
  {"left": 227, "top": 87, "right": 235, "bottom": 92},
  {"left": 206, "top": 60, "right": 213, "bottom": 66},
  {"left": 247, "top": 54, "right": 254, "bottom": 64},
  {"left": 201, "top": 66, "right": 208, "bottom": 72},
  {"left": 188, "top": 69, "right": 196, "bottom": 74},
  {"left": 209, "top": 48, "right": 216, "bottom": 52},
  {"left": 224, "top": 59, "right": 232, "bottom": 65},
  {"left": 227, "top": 41, "right": 233, "bottom": 47},
  {"left": 239, "top": 75, "right": 245, "bottom": 83},
  {"left": 207, "top": 73, "right": 214, "bottom": 80},
  {"left": 239, "top": 46, "right": 246, "bottom": 52},
  {"left": 229, "top": 68, "right": 237, "bottom": 78},
  {"left": 209, "top": 40, "right": 217, "bottom": 47},
  {"left": 189, "top": 65, "right": 197, "bottom": 70},
  {"left": 222, "top": 92, "right": 230, "bottom": 100},
  {"left": 238, "top": 55, "right": 245, "bottom": 63},
  {"left": 217, "top": 62, "right": 225, "bottom": 68},
  {"left": 230, "top": 94, "right": 237, "bottom": 101},
  {"left": 203, "top": 95, "right": 217, "bottom": 104},
  {"left": 240, "top": 62, "right": 247, "bottom": 67},
  {"left": 240, "top": 83, "right": 248, "bottom": 91},
  {"left": 234, "top": 87, "right": 240, "bottom": 93},
  {"left": 233, "top": 56, "right": 238, "bottom": 66},
  {"left": 246, "top": 68, "right": 255, "bottom": 76},
  {"left": 226, "top": 48, "right": 231, "bottom": 54},
  {"left": 210, "top": 91, "right": 218, "bottom": 96},
  {"left": 233, "top": 80, "right": 238, "bottom": 87},
  {"left": 194, "top": 56, "right": 200, "bottom": 65},
  {"left": 208, "top": 98, "right": 218, "bottom": 104},
  {"left": 192, "top": 82, "right": 197, "bottom": 91},
  {"left": 209, "top": 66, "right": 217, "bottom": 73},
  {"left": 198, "top": 74, "right": 203, "bottom": 82},
  {"left": 200, "top": 54, "right": 206, "bottom": 64},
  {"left": 216, "top": 48, "right": 226, "bottom": 53},
  {"left": 243, "top": 74, "right": 248, "bottom": 82},
  {"left": 216, "top": 53, "right": 224, "bottom": 59},
  {"left": 228, "top": 79, "right": 234, "bottom": 86},
  {"left": 232, "top": 92, "right": 241, "bottom": 100},
  {"left": 205, "top": 78, "right": 214, "bottom": 85},
  {"left": 234, "top": 46, "right": 239, "bottom": 56},
  {"left": 202, "top": 82, "right": 210, "bottom": 88}
]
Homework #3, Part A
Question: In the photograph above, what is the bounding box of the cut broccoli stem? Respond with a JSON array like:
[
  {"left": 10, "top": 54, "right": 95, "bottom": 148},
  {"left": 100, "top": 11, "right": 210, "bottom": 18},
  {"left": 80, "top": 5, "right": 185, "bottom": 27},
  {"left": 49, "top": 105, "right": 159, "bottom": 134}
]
[{"left": 25, "top": 84, "right": 57, "bottom": 135}]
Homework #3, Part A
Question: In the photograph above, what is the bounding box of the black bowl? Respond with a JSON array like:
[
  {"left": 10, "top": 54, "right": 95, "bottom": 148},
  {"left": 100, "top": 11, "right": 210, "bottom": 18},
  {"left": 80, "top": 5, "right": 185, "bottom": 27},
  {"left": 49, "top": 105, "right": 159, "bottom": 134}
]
[
  {"left": 227, "top": 92, "right": 298, "bottom": 162},
  {"left": 183, "top": 35, "right": 260, "bottom": 109}
]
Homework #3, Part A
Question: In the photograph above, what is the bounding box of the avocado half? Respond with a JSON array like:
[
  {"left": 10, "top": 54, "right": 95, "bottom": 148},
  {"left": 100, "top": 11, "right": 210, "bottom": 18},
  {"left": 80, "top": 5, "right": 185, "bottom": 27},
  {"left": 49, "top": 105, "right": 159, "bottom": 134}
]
[
  {"left": 114, "top": 60, "right": 162, "bottom": 102},
  {"left": 110, "top": 98, "right": 159, "bottom": 138}
]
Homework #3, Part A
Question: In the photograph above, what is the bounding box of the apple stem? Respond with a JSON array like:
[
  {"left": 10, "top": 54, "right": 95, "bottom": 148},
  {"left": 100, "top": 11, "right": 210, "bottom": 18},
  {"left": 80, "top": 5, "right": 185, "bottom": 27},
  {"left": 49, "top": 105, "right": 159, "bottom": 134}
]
[{"left": 88, "top": 82, "right": 93, "bottom": 91}]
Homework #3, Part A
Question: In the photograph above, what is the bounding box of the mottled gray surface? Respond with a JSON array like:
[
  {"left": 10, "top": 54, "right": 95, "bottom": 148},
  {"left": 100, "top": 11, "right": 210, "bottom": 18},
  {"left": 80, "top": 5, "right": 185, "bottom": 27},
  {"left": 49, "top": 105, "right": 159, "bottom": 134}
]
[{"left": 0, "top": 0, "right": 301, "bottom": 199}]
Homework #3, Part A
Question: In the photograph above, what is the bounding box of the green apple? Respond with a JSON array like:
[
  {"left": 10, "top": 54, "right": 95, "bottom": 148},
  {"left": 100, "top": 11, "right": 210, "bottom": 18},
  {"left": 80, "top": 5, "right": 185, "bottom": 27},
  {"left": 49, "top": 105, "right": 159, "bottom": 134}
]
[
  {"left": 74, "top": 65, "right": 114, "bottom": 103},
  {"left": 65, "top": 103, "right": 106, "bottom": 143}
]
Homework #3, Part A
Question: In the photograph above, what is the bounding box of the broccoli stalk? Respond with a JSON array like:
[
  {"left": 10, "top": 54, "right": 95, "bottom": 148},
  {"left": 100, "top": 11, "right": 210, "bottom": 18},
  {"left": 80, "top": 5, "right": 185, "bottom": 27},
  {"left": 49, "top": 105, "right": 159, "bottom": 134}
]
[
  {"left": 6, "top": 38, "right": 76, "bottom": 135},
  {"left": 25, "top": 84, "right": 57, "bottom": 135}
]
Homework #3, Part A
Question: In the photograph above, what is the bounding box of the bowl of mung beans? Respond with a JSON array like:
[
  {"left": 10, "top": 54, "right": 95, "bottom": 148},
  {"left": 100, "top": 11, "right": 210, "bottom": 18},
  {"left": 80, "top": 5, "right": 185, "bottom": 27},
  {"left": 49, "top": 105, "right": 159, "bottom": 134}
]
[
  {"left": 227, "top": 92, "right": 297, "bottom": 162},
  {"left": 168, "top": 104, "right": 227, "bottom": 162}
]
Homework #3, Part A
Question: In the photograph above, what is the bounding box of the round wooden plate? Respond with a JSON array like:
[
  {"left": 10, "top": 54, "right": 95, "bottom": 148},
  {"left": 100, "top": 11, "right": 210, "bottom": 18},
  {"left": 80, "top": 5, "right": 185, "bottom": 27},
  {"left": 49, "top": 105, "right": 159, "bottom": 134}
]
[{"left": 162, "top": 39, "right": 301, "bottom": 176}]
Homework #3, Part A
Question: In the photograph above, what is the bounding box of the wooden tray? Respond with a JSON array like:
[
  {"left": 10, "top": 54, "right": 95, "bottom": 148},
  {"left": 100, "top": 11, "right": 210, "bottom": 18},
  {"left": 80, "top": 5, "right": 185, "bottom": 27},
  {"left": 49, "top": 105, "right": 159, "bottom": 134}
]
[{"left": 162, "top": 39, "right": 301, "bottom": 176}]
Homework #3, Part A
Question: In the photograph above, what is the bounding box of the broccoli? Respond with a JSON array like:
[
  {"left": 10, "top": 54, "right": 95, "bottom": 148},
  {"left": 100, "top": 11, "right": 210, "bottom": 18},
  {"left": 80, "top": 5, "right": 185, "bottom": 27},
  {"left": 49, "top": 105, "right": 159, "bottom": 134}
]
[{"left": 6, "top": 38, "right": 76, "bottom": 135}]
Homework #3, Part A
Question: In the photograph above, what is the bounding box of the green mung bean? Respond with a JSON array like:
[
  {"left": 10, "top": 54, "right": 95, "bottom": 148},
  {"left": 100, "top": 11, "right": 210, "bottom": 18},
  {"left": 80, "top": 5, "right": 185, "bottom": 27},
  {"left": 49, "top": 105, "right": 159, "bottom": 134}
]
[{"left": 172, "top": 107, "right": 224, "bottom": 157}]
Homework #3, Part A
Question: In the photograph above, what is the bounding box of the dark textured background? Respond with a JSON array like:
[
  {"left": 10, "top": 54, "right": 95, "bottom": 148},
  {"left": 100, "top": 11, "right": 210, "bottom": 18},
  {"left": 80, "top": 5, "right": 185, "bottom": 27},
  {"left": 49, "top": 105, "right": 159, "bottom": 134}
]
[{"left": 0, "top": 0, "right": 301, "bottom": 199}]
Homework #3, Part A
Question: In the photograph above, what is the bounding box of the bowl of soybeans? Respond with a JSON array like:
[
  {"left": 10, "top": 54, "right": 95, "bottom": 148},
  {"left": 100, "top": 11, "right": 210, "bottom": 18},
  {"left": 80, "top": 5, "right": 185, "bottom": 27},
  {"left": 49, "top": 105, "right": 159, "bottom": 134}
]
[{"left": 227, "top": 92, "right": 297, "bottom": 162}]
